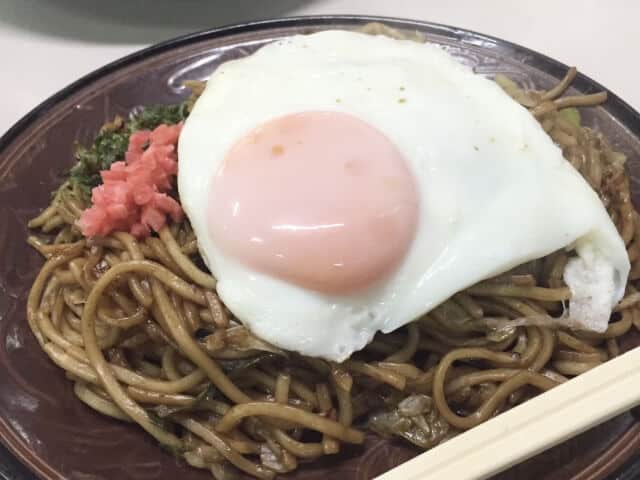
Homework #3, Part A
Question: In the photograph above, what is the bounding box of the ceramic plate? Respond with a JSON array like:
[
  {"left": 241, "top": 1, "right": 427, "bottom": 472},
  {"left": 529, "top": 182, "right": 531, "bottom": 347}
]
[{"left": 0, "top": 16, "right": 639, "bottom": 480}]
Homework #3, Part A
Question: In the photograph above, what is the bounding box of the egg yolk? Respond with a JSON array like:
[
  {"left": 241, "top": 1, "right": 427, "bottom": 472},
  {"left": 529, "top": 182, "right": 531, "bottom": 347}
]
[{"left": 207, "top": 111, "right": 419, "bottom": 294}]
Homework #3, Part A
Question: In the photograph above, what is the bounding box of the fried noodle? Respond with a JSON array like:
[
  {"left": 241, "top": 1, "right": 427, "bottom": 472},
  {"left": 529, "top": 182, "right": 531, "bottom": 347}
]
[{"left": 26, "top": 25, "right": 640, "bottom": 480}]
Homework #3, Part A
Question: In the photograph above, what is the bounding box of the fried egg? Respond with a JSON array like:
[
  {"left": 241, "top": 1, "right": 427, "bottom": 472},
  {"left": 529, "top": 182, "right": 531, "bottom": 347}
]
[{"left": 178, "top": 30, "right": 629, "bottom": 361}]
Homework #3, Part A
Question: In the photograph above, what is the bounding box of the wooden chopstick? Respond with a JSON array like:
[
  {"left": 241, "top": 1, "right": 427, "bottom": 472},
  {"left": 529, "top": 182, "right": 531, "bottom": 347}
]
[{"left": 378, "top": 347, "right": 640, "bottom": 480}]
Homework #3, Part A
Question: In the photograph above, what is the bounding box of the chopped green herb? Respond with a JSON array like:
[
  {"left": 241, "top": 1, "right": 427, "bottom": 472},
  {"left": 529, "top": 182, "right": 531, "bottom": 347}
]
[
  {"left": 70, "top": 130, "right": 129, "bottom": 194},
  {"left": 62, "top": 101, "right": 191, "bottom": 202},
  {"left": 127, "top": 103, "right": 190, "bottom": 132},
  {"left": 558, "top": 107, "right": 581, "bottom": 127}
]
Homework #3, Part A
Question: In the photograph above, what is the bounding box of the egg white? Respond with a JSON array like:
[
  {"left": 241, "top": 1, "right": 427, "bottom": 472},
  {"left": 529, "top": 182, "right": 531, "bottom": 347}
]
[{"left": 178, "top": 30, "right": 629, "bottom": 361}]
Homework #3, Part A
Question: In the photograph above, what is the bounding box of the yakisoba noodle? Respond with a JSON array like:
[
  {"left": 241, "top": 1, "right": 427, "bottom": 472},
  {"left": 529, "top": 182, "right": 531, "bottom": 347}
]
[{"left": 27, "top": 28, "right": 640, "bottom": 480}]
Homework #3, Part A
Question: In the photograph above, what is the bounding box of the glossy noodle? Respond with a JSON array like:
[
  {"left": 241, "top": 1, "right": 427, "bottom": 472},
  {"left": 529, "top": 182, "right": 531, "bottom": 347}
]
[{"left": 26, "top": 26, "right": 640, "bottom": 480}]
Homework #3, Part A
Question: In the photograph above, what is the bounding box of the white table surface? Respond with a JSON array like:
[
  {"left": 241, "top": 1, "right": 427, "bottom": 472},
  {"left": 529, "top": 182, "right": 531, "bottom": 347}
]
[{"left": 1, "top": 1, "right": 638, "bottom": 137}]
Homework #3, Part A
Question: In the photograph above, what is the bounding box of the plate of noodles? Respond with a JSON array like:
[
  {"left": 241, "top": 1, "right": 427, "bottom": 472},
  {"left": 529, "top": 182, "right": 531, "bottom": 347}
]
[{"left": 1, "top": 15, "right": 640, "bottom": 480}]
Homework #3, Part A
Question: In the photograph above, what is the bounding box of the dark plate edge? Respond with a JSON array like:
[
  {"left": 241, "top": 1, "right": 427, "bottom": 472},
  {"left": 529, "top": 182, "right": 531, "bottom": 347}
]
[{"left": 1, "top": 13, "right": 639, "bottom": 480}]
